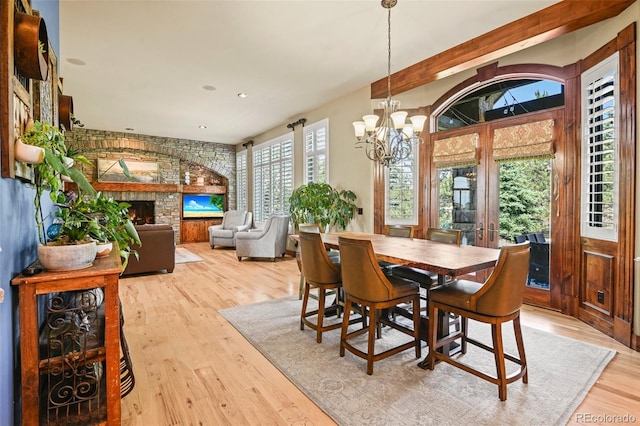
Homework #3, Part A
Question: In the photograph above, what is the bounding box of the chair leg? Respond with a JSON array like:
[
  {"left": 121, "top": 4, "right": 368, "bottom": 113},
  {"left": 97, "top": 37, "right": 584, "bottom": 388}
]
[
  {"left": 426, "top": 302, "right": 438, "bottom": 370},
  {"left": 412, "top": 295, "right": 422, "bottom": 358},
  {"left": 461, "top": 316, "right": 468, "bottom": 354},
  {"left": 513, "top": 315, "right": 528, "bottom": 384},
  {"left": 491, "top": 322, "right": 507, "bottom": 401},
  {"left": 298, "top": 274, "right": 304, "bottom": 300},
  {"left": 340, "top": 299, "right": 353, "bottom": 357},
  {"left": 300, "top": 282, "right": 311, "bottom": 331},
  {"left": 316, "top": 288, "right": 326, "bottom": 343},
  {"left": 367, "top": 305, "right": 377, "bottom": 375}
]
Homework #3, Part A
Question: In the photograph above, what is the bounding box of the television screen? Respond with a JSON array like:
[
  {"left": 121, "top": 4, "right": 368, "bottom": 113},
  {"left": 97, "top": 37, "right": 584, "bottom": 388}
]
[{"left": 182, "top": 194, "right": 225, "bottom": 219}]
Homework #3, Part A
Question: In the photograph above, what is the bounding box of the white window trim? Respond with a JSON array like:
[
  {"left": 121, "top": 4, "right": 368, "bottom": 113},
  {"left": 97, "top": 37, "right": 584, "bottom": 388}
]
[
  {"left": 303, "top": 118, "right": 329, "bottom": 184},
  {"left": 384, "top": 142, "right": 419, "bottom": 226},
  {"left": 580, "top": 52, "right": 619, "bottom": 242}
]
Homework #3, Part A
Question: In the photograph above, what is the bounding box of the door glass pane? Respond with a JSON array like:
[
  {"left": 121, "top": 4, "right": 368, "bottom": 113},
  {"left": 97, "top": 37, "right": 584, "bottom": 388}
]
[
  {"left": 498, "top": 159, "right": 551, "bottom": 290},
  {"left": 438, "top": 166, "right": 477, "bottom": 246}
]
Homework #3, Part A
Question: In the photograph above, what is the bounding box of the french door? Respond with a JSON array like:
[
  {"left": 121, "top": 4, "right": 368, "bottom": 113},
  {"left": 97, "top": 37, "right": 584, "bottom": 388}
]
[{"left": 433, "top": 109, "right": 564, "bottom": 309}]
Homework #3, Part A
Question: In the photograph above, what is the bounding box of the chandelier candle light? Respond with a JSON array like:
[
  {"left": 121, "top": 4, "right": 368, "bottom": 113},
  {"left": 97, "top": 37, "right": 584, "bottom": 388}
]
[{"left": 353, "top": 0, "right": 427, "bottom": 167}]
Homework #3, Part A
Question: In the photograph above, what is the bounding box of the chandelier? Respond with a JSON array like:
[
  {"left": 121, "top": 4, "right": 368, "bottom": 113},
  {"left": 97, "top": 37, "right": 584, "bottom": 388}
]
[{"left": 352, "top": 0, "right": 427, "bottom": 167}]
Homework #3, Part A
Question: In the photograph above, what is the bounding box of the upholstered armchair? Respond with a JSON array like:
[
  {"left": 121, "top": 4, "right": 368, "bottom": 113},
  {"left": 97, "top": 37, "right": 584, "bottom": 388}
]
[
  {"left": 208, "top": 210, "right": 253, "bottom": 248},
  {"left": 235, "top": 214, "right": 291, "bottom": 261}
]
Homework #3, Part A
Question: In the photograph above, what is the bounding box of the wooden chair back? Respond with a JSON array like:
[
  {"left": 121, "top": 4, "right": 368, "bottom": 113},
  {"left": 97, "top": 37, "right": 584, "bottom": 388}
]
[
  {"left": 384, "top": 225, "right": 414, "bottom": 238},
  {"left": 426, "top": 228, "right": 462, "bottom": 245}
]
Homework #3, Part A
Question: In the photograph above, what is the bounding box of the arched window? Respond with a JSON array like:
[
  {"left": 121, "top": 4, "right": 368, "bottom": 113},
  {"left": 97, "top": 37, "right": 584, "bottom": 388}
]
[{"left": 437, "top": 79, "right": 564, "bottom": 131}]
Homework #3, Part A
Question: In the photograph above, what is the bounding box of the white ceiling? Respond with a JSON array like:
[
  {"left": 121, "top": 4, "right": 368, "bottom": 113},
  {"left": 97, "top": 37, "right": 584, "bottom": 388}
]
[{"left": 59, "top": 0, "right": 560, "bottom": 145}]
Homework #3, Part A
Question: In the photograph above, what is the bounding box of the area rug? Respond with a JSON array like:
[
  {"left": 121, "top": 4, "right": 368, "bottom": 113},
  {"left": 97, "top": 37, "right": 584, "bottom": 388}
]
[
  {"left": 174, "top": 247, "right": 204, "bottom": 264},
  {"left": 220, "top": 297, "right": 616, "bottom": 426}
]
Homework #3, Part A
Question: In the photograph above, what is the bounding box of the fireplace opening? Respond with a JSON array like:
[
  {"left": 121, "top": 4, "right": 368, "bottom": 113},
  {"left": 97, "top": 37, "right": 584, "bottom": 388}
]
[{"left": 123, "top": 201, "right": 155, "bottom": 225}]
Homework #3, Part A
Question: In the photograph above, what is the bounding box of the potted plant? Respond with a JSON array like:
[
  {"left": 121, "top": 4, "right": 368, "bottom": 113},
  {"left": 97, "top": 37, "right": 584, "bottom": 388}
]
[
  {"left": 289, "top": 182, "right": 358, "bottom": 232},
  {"left": 18, "top": 119, "right": 140, "bottom": 271},
  {"left": 49, "top": 191, "right": 141, "bottom": 269}
]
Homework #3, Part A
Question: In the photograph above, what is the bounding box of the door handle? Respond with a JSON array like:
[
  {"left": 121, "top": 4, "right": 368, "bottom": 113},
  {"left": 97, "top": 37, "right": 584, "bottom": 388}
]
[
  {"left": 476, "top": 223, "right": 484, "bottom": 240},
  {"left": 489, "top": 223, "right": 495, "bottom": 242}
]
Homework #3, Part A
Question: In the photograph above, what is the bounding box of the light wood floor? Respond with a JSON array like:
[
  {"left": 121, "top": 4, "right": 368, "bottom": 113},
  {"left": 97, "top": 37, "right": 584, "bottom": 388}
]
[{"left": 119, "top": 242, "right": 640, "bottom": 425}]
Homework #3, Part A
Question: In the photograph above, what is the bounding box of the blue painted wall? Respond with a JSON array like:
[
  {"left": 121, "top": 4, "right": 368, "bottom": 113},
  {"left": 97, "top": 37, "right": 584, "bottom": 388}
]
[
  {"left": 1, "top": 2, "right": 59, "bottom": 424},
  {"left": 0, "top": 178, "right": 40, "bottom": 426}
]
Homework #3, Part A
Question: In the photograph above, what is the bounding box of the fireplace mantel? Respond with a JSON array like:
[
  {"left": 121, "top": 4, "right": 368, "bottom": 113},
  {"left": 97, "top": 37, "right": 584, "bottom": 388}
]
[{"left": 67, "top": 182, "right": 227, "bottom": 194}]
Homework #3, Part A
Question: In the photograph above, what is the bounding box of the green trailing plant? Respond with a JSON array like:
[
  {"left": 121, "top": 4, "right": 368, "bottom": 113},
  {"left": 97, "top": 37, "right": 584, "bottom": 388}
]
[
  {"left": 21, "top": 120, "right": 95, "bottom": 244},
  {"left": 289, "top": 182, "right": 358, "bottom": 231},
  {"left": 20, "top": 120, "right": 141, "bottom": 270}
]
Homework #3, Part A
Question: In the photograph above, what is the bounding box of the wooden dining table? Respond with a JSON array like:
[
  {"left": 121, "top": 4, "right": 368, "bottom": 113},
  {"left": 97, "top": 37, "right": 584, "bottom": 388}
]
[
  {"left": 292, "top": 231, "right": 501, "bottom": 369},
  {"left": 317, "top": 232, "right": 499, "bottom": 284}
]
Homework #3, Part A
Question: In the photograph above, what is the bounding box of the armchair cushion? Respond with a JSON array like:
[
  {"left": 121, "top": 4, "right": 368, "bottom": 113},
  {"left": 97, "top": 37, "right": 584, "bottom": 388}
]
[
  {"left": 235, "top": 214, "right": 291, "bottom": 261},
  {"left": 209, "top": 210, "right": 253, "bottom": 248}
]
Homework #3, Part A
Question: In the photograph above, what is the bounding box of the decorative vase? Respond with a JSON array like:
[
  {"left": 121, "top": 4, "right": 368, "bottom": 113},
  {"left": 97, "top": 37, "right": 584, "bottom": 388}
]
[
  {"left": 37, "top": 240, "right": 97, "bottom": 271},
  {"left": 14, "top": 136, "right": 45, "bottom": 164},
  {"left": 14, "top": 12, "right": 49, "bottom": 81},
  {"left": 58, "top": 95, "right": 74, "bottom": 131}
]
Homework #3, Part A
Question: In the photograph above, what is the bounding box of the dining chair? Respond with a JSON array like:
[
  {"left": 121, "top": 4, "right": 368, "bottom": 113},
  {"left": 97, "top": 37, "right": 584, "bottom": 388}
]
[
  {"left": 426, "top": 241, "right": 530, "bottom": 401},
  {"left": 379, "top": 225, "right": 414, "bottom": 272},
  {"left": 299, "top": 231, "right": 344, "bottom": 343},
  {"left": 392, "top": 227, "right": 462, "bottom": 290},
  {"left": 384, "top": 225, "right": 414, "bottom": 238},
  {"left": 338, "top": 236, "right": 421, "bottom": 374},
  {"left": 295, "top": 223, "right": 339, "bottom": 300}
]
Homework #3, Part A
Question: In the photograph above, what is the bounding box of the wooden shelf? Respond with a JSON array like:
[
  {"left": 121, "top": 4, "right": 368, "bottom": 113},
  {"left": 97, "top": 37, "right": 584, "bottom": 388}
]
[
  {"left": 181, "top": 184, "right": 226, "bottom": 194},
  {"left": 90, "top": 182, "right": 179, "bottom": 193},
  {"left": 65, "top": 182, "right": 227, "bottom": 194}
]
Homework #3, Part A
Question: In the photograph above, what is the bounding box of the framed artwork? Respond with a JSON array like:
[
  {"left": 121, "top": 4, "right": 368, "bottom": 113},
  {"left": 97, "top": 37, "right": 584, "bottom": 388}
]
[{"left": 97, "top": 159, "right": 159, "bottom": 183}]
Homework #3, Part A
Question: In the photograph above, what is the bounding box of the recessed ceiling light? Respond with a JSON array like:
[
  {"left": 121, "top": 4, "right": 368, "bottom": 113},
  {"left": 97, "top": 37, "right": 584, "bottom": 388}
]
[
  {"left": 202, "top": 85, "right": 216, "bottom": 91},
  {"left": 237, "top": 92, "right": 248, "bottom": 98},
  {"left": 199, "top": 125, "right": 207, "bottom": 129},
  {"left": 125, "top": 127, "right": 134, "bottom": 131},
  {"left": 67, "top": 58, "right": 86, "bottom": 66}
]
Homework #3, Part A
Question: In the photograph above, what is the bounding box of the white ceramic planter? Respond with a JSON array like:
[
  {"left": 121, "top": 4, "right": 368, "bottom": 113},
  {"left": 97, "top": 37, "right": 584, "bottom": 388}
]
[
  {"left": 95, "top": 241, "right": 113, "bottom": 258},
  {"left": 37, "top": 241, "right": 97, "bottom": 271},
  {"left": 14, "top": 136, "right": 44, "bottom": 164}
]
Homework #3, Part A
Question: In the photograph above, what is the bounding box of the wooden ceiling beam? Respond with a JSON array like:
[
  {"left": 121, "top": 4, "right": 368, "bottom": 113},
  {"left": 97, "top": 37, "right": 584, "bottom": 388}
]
[{"left": 370, "top": 0, "right": 636, "bottom": 99}]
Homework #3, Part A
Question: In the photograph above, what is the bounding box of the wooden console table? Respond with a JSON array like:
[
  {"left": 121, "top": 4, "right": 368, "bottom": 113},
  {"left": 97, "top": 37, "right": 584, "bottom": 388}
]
[{"left": 12, "top": 250, "right": 123, "bottom": 425}]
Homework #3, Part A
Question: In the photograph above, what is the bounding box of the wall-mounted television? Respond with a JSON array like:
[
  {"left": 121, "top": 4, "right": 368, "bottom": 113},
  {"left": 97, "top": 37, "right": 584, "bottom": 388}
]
[{"left": 182, "top": 194, "right": 225, "bottom": 219}]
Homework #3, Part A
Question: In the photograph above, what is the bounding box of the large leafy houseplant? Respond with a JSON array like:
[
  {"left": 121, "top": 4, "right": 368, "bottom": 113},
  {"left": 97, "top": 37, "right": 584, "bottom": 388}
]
[
  {"left": 20, "top": 120, "right": 141, "bottom": 270},
  {"left": 21, "top": 119, "right": 95, "bottom": 244},
  {"left": 289, "top": 182, "right": 358, "bottom": 231}
]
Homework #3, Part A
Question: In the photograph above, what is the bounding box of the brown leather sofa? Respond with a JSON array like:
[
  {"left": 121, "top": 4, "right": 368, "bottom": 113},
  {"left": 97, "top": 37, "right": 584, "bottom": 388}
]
[{"left": 122, "top": 224, "right": 176, "bottom": 276}]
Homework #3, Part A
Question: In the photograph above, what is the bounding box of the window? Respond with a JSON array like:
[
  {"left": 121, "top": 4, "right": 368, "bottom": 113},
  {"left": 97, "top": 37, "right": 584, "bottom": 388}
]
[
  {"left": 580, "top": 53, "right": 619, "bottom": 242},
  {"left": 438, "top": 79, "right": 564, "bottom": 131},
  {"left": 253, "top": 133, "right": 294, "bottom": 222},
  {"left": 236, "top": 150, "right": 247, "bottom": 211},
  {"left": 303, "top": 118, "right": 328, "bottom": 183},
  {"left": 385, "top": 142, "right": 418, "bottom": 225}
]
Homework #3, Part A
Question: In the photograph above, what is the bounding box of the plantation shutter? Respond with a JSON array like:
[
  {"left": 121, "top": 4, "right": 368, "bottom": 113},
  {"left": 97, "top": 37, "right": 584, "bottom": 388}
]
[
  {"left": 580, "top": 53, "right": 619, "bottom": 242},
  {"left": 432, "top": 133, "right": 479, "bottom": 168},
  {"left": 236, "top": 150, "right": 247, "bottom": 211},
  {"left": 253, "top": 134, "right": 294, "bottom": 221},
  {"left": 492, "top": 119, "right": 555, "bottom": 162},
  {"left": 303, "top": 119, "right": 328, "bottom": 184}
]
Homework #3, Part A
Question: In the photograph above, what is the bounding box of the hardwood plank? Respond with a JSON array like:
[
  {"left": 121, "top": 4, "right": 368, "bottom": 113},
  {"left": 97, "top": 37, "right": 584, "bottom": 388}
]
[{"left": 120, "top": 242, "right": 640, "bottom": 425}]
